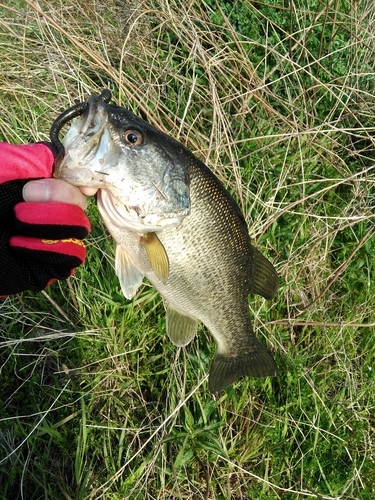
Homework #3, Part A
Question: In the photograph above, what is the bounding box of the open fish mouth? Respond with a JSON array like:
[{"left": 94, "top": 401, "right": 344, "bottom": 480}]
[
  {"left": 50, "top": 90, "right": 191, "bottom": 233},
  {"left": 51, "top": 89, "right": 112, "bottom": 174},
  {"left": 61, "top": 97, "right": 110, "bottom": 171}
]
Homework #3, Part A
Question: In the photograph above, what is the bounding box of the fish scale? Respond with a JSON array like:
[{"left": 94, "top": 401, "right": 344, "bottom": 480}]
[{"left": 53, "top": 91, "right": 279, "bottom": 393}]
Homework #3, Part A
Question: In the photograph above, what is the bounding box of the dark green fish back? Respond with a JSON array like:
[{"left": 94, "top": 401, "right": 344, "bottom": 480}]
[
  {"left": 183, "top": 155, "right": 278, "bottom": 393},
  {"left": 189, "top": 155, "right": 278, "bottom": 301}
]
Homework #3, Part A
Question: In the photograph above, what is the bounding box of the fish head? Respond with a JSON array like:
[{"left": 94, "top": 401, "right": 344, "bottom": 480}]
[{"left": 56, "top": 94, "right": 190, "bottom": 232}]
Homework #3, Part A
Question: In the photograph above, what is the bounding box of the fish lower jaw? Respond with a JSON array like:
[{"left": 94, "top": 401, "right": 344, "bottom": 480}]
[
  {"left": 98, "top": 189, "right": 183, "bottom": 233},
  {"left": 58, "top": 170, "right": 103, "bottom": 188}
]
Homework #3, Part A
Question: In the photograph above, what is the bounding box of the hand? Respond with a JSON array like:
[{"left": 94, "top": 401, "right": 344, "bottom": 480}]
[{"left": 0, "top": 142, "right": 91, "bottom": 295}]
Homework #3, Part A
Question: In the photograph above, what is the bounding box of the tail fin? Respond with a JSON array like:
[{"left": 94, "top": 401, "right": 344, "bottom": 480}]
[{"left": 208, "top": 341, "right": 277, "bottom": 394}]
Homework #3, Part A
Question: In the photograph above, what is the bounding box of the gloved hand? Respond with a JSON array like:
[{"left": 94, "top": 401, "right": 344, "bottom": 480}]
[{"left": 0, "top": 142, "right": 90, "bottom": 295}]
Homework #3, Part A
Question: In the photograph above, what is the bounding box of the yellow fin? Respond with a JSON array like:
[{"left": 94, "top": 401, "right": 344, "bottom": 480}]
[
  {"left": 166, "top": 304, "right": 198, "bottom": 347},
  {"left": 141, "top": 232, "right": 169, "bottom": 283}
]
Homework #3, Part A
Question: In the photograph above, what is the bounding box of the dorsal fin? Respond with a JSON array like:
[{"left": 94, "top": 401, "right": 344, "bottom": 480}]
[{"left": 250, "top": 247, "right": 279, "bottom": 300}]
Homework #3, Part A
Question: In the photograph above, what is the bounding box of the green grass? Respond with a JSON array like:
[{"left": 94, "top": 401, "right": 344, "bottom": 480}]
[{"left": 1, "top": 0, "right": 375, "bottom": 498}]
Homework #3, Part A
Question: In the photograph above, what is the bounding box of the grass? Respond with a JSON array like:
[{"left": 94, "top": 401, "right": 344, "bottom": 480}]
[{"left": 0, "top": 0, "right": 375, "bottom": 498}]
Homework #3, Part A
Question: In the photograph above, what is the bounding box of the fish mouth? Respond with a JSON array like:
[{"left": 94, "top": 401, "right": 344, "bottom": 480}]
[
  {"left": 57, "top": 96, "right": 110, "bottom": 180},
  {"left": 51, "top": 90, "right": 111, "bottom": 177}
]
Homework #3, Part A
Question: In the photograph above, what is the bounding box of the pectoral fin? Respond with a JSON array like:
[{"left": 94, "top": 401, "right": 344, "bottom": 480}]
[
  {"left": 141, "top": 232, "right": 169, "bottom": 284},
  {"left": 115, "top": 244, "right": 144, "bottom": 299},
  {"left": 166, "top": 304, "right": 198, "bottom": 347}
]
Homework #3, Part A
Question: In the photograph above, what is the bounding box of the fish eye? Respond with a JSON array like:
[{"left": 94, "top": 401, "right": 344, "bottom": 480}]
[{"left": 123, "top": 129, "right": 143, "bottom": 146}]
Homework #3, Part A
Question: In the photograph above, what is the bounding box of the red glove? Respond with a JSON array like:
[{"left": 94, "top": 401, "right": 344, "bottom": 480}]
[{"left": 0, "top": 142, "right": 90, "bottom": 295}]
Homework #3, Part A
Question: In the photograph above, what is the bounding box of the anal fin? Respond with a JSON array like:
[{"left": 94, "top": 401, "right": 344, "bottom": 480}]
[
  {"left": 208, "top": 340, "right": 277, "bottom": 393},
  {"left": 166, "top": 304, "right": 198, "bottom": 347},
  {"left": 115, "top": 244, "right": 144, "bottom": 299}
]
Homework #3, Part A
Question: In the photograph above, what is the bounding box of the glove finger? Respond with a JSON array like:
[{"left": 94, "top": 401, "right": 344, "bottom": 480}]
[
  {"left": 0, "top": 142, "right": 54, "bottom": 184},
  {"left": 10, "top": 235, "right": 86, "bottom": 264},
  {"left": 15, "top": 202, "right": 91, "bottom": 240},
  {"left": 1, "top": 238, "right": 85, "bottom": 295}
]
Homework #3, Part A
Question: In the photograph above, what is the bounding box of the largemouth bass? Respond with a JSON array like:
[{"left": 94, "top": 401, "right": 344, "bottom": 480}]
[{"left": 51, "top": 90, "right": 279, "bottom": 393}]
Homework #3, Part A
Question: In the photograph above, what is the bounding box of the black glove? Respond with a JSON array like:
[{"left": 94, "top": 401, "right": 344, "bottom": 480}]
[{"left": 0, "top": 142, "right": 90, "bottom": 296}]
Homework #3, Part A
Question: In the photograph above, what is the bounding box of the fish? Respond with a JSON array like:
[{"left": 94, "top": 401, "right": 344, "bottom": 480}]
[{"left": 51, "top": 90, "right": 279, "bottom": 393}]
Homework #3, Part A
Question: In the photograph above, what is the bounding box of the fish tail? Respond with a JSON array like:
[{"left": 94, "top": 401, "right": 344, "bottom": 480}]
[{"left": 208, "top": 341, "right": 277, "bottom": 394}]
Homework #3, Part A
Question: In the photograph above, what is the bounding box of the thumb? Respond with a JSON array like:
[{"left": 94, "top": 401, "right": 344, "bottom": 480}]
[{"left": 23, "top": 179, "right": 88, "bottom": 210}]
